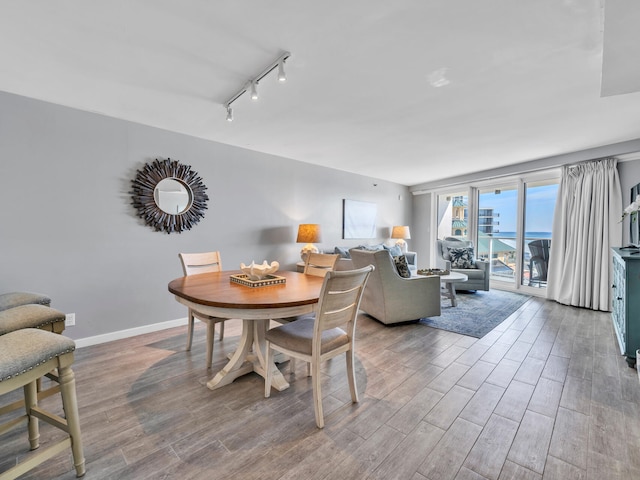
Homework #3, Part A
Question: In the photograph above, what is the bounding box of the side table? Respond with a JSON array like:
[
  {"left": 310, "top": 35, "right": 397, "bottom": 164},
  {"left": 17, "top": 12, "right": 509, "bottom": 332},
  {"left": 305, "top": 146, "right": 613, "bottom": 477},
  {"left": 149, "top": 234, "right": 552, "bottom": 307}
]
[{"left": 439, "top": 272, "right": 468, "bottom": 307}]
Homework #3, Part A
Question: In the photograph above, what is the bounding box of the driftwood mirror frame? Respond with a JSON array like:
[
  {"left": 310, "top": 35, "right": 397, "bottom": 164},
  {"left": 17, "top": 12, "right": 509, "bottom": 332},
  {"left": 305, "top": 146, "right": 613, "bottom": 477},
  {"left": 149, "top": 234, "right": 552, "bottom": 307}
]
[{"left": 130, "top": 158, "right": 209, "bottom": 234}]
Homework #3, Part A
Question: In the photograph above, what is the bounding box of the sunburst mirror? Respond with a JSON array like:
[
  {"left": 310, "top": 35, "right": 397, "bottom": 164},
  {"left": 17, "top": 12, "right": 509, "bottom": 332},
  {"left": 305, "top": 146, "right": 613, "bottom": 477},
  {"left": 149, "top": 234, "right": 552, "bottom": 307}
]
[{"left": 130, "top": 158, "right": 209, "bottom": 234}]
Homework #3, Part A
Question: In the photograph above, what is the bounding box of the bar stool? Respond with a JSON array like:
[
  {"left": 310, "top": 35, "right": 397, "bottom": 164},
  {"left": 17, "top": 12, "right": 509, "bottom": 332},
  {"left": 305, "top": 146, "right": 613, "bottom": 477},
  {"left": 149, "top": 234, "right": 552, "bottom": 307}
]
[
  {"left": 0, "top": 292, "right": 51, "bottom": 311},
  {"left": 0, "top": 305, "right": 68, "bottom": 431},
  {"left": 0, "top": 328, "right": 85, "bottom": 478},
  {"left": 0, "top": 304, "right": 66, "bottom": 336}
]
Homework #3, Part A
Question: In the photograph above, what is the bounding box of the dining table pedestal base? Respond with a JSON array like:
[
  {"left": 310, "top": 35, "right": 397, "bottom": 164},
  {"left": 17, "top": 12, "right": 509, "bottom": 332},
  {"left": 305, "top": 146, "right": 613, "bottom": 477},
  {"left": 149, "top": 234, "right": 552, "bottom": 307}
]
[{"left": 206, "top": 319, "right": 289, "bottom": 391}]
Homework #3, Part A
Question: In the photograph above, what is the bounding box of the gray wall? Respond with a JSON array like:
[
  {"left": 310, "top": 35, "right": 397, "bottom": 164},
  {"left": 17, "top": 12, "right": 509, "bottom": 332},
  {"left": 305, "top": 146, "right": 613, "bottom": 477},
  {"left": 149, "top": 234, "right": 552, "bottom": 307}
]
[{"left": 0, "top": 91, "right": 411, "bottom": 340}]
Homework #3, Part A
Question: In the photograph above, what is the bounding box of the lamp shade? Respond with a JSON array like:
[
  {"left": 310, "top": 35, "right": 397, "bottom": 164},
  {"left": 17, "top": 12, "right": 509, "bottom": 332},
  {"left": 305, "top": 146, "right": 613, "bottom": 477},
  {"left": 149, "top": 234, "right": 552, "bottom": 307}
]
[
  {"left": 297, "top": 224, "right": 322, "bottom": 243},
  {"left": 391, "top": 226, "right": 411, "bottom": 240}
]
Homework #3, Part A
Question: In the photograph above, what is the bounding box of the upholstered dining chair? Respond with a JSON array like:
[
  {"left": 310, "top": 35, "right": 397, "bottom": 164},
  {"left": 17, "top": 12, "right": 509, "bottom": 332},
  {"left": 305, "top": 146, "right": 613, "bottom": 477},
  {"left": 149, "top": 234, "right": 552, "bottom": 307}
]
[
  {"left": 264, "top": 265, "right": 374, "bottom": 428},
  {"left": 178, "top": 251, "right": 227, "bottom": 368},
  {"left": 279, "top": 252, "right": 341, "bottom": 374}
]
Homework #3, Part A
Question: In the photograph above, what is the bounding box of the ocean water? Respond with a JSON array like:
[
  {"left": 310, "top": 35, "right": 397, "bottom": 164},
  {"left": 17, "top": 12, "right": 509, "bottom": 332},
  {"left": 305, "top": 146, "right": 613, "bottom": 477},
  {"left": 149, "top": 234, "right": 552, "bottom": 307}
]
[{"left": 490, "top": 232, "right": 552, "bottom": 239}]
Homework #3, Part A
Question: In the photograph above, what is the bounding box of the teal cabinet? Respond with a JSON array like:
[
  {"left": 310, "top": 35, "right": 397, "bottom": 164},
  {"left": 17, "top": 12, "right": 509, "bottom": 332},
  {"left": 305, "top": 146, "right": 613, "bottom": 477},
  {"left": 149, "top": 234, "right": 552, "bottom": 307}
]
[{"left": 612, "top": 248, "right": 640, "bottom": 367}]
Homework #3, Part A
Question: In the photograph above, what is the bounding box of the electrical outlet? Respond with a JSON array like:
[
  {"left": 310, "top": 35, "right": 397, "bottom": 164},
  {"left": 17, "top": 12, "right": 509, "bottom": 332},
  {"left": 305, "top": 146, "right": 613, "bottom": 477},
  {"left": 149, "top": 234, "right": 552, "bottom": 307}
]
[{"left": 65, "top": 313, "right": 76, "bottom": 326}]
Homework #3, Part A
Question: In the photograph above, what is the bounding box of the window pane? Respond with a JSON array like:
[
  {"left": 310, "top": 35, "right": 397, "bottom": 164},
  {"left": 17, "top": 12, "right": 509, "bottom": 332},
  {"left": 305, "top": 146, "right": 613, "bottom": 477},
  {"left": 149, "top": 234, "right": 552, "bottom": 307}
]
[
  {"left": 522, "top": 181, "right": 557, "bottom": 287},
  {"left": 477, "top": 187, "right": 518, "bottom": 284},
  {"left": 437, "top": 192, "right": 468, "bottom": 239}
]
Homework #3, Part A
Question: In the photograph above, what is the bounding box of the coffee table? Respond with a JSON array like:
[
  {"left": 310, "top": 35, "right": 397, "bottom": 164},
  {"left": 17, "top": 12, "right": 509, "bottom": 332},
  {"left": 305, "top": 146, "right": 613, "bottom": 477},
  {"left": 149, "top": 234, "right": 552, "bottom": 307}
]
[{"left": 439, "top": 272, "right": 468, "bottom": 307}]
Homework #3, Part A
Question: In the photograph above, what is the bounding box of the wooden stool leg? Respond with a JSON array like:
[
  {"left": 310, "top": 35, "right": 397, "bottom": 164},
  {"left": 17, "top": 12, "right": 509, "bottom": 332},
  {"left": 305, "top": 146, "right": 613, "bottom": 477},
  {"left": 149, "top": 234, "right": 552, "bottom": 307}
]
[
  {"left": 23, "top": 380, "right": 40, "bottom": 450},
  {"left": 58, "top": 365, "right": 85, "bottom": 477}
]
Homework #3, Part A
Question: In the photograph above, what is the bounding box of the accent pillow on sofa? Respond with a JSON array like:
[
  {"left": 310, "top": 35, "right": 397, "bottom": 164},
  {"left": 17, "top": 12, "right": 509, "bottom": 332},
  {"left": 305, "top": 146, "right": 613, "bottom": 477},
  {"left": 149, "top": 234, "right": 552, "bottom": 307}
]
[
  {"left": 393, "top": 255, "right": 412, "bottom": 278},
  {"left": 383, "top": 244, "right": 403, "bottom": 257},
  {"left": 334, "top": 246, "right": 351, "bottom": 258},
  {"left": 447, "top": 247, "right": 476, "bottom": 269}
]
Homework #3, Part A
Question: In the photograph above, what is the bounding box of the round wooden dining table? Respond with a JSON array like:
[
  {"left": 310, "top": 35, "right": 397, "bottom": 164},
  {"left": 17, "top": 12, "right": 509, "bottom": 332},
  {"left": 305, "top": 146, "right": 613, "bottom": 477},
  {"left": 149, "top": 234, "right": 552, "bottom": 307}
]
[{"left": 168, "top": 270, "right": 325, "bottom": 391}]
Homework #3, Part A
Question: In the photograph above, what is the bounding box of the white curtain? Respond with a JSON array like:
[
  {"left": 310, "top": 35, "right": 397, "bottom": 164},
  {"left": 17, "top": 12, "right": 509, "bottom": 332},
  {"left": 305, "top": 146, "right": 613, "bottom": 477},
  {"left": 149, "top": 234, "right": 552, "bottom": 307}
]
[{"left": 547, "top": 158, "right": 622, "bottom": 311}]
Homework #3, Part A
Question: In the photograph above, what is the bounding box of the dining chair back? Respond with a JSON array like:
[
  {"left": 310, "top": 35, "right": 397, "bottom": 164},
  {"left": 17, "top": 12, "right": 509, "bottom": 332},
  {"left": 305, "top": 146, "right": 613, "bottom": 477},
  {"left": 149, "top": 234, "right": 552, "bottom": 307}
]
[
  {"left": 178, "top": 251, "right": 223, "bottom": 276},
  {"left": 303, "top": 253, "right": 340, "bottom": 277},
  {"left": 264, "top": 264, "right": 374, "bottom": 428},
  {"left": 274, "top": 253, "right": 341, "bottom": 328},
  {"left": 178, "top": 251, "right": 226, "bottom": 368}
]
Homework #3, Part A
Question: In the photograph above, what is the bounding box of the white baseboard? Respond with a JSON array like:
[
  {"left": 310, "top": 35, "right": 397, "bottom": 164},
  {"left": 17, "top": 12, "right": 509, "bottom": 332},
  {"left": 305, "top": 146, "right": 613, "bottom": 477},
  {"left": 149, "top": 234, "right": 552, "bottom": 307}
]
[{"left": 75, "top": 317, "right": 188, "bottom": 349}]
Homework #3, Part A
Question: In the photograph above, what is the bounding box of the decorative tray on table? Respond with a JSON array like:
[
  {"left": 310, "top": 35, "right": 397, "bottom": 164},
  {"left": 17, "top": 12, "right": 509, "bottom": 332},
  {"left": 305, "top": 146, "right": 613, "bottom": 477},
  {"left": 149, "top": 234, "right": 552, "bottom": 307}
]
[
  {"left": 230, "top": 274, "right": 287, "bottom": 288},
  {"left": 417, "top": 268, "right": 450, "bottom": 276}
]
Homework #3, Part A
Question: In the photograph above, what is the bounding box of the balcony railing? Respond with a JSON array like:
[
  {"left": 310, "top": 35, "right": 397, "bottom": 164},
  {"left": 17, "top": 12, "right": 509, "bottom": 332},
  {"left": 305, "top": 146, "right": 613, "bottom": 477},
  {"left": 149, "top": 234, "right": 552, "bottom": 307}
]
[{"left": 476, "top": 234, "right": 551, "bottom": 288}]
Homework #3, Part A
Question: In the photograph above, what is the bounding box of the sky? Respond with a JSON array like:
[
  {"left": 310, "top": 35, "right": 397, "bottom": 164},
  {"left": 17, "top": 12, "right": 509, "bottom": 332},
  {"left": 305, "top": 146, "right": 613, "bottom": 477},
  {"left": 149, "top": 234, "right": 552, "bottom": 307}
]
[{"left": 479, "top": 184, "right": 558, "bottom": 233}]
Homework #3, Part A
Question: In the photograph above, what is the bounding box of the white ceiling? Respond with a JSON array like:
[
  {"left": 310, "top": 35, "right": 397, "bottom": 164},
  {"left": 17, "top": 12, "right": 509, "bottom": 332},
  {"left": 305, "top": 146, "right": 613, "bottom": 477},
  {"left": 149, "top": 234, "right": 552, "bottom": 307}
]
[{"left": 1, "top": 1, "right": 639, "bottom": 186}]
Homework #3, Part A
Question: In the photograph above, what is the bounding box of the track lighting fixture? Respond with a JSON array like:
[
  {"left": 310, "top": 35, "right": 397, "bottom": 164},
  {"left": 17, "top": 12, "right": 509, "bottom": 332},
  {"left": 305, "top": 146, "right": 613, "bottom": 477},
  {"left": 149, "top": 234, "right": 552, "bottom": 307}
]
[
  {"left": 223, "top": 51, "right": 290, "bottom": 122},
  {"left": 277, "top": 60, "right": 286, "bottom": 82}
]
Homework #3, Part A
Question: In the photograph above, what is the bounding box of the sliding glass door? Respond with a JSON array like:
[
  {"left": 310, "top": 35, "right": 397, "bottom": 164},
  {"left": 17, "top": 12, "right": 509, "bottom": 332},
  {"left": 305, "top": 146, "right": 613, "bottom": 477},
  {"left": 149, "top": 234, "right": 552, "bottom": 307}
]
[
  {"left": 476, "top": 185, "right": 519, "bottom": 286},
  {"left": 521, "top": 180, "right": 558, "bottom": 289},
  {"left": 434, "top": 172, "right": 559, "bottom": 294},
  {"left": 474, "top": 178, "right": 558, "bottom": 291}
]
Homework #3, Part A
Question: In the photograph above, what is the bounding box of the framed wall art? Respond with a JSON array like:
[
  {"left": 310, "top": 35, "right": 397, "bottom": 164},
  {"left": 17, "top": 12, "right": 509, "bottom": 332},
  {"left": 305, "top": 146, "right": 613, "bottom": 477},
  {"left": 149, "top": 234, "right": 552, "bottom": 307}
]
[{"left": 343, "top": 199, "right": 377, "bottom": 239}]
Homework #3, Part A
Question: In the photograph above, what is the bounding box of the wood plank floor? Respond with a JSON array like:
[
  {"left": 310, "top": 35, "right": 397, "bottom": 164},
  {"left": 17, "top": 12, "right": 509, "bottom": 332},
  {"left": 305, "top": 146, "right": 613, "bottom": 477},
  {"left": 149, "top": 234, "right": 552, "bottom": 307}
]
[{"left": 2, "top": 296, "right": 640, "bottom": 479}]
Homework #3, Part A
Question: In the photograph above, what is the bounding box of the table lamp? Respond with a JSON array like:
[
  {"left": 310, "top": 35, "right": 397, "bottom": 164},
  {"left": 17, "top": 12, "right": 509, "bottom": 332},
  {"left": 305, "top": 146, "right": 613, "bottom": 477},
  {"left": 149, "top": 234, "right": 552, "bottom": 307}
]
[
  {"left": 391, "top": 225, "right": 411, "bottom": 253},
  {"left": 297, "top": 224, "right": 321, "bottom": 261}
]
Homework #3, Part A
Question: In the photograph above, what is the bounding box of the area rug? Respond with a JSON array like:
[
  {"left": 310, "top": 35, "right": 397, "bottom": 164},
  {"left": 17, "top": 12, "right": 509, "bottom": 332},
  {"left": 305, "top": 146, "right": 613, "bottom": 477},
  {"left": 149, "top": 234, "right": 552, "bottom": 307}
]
[{"left": 420, "top": 289, "right": 531, "bottom": 338}]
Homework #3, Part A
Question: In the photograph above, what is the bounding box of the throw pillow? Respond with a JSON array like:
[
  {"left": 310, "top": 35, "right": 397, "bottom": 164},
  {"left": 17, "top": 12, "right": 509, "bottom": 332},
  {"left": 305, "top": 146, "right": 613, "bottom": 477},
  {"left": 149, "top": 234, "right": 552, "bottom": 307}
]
[
  {"left": 441, "top": 240, "right": 470, "bottom": 260},
  {"left": 447, "top": 247, "right": 476, "bottom": 269},
  {"left": 334, "top": 246, "right": 351, "bottom": 258},
  {"left": 393, "top": 255, "right": 412, "bottom": 278},
  {"left": 364, "top": 244, "right": 385, "bottom": 251},
  {"left": 384, "top": 244, "right": 403, "bottom": 257}
]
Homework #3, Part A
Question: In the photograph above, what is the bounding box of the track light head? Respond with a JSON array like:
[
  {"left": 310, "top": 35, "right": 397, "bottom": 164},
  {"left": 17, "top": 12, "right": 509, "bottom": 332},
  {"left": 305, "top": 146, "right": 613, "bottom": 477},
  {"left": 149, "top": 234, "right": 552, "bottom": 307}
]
[
  {"left": 250, "top": 81, "right": 258, "bottom": 100},
  {"left": 277, "top": 60, "right": 286, "bottom": 82},
  {"left": 226, "top": 106, "right": 233, "bottom": 122}
]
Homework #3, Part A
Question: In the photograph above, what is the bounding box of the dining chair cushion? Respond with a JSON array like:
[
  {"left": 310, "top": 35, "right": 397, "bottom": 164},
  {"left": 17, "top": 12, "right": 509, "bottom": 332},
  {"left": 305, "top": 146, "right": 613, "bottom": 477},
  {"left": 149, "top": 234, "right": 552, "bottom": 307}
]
[
  {"left": 0, "top": 304, "right": 66, "bottom": 335},
  {"left": 0, "top": 328, "right": 76, "bottom": 382},
  {"left": 265, "top": 317, "right": 348, "bottom": 355}
]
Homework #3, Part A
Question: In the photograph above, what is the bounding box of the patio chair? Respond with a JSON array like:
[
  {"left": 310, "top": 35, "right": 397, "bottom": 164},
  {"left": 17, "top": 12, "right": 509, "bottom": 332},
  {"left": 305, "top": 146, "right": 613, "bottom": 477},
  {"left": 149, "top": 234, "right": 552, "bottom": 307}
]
[{"left": 528, "top": 239, "right": 550, "bottom": 286}]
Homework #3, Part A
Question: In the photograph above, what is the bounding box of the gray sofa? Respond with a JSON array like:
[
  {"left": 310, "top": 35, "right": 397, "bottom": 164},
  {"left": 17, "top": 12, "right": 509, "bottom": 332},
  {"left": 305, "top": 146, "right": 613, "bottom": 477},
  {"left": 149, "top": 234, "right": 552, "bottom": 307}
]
[
  {"left": 435, "top": 237, "right": 490, "bottom": 291},
  {"left": 349, "top": 249, "right": 440, "bottom": 325},
  {"left": 328, "top": 245, "right": 417, "bottom": 273}
]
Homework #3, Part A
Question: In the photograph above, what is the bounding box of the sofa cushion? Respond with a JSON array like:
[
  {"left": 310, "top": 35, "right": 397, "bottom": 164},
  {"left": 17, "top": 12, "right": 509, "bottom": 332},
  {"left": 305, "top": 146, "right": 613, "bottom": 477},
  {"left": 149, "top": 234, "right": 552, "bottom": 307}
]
[
  {"left": 393, "top": 255, "right": 412, "bottom": 278},
  {"left": 453, "top": 267, "right": 485, "bottom": 280},
  {"left": 361, "top": 244, "right": 385, "bottom": 251},
  {"left": 383, "top": 244, "right": 403, "bottom": 257},
  {"left": 448, "top": 247, "right": 476, "bottom": 269}
]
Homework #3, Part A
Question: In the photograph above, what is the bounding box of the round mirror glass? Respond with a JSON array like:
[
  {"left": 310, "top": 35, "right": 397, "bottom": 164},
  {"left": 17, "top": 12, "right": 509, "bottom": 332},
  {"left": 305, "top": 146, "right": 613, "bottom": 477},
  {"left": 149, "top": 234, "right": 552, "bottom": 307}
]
[{"left": 154, "top": 178, "right": 192, "bottom": 214}]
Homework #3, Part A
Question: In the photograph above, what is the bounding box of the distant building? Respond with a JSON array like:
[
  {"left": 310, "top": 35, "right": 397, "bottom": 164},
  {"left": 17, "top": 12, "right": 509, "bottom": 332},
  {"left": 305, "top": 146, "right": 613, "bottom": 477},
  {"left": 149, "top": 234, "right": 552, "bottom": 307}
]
[
  {"left": 478, "top": 208, "right": 499, "bottom": 235},
  {"left": 451, "top": 196, "right": 468, "bottom": 236}
]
